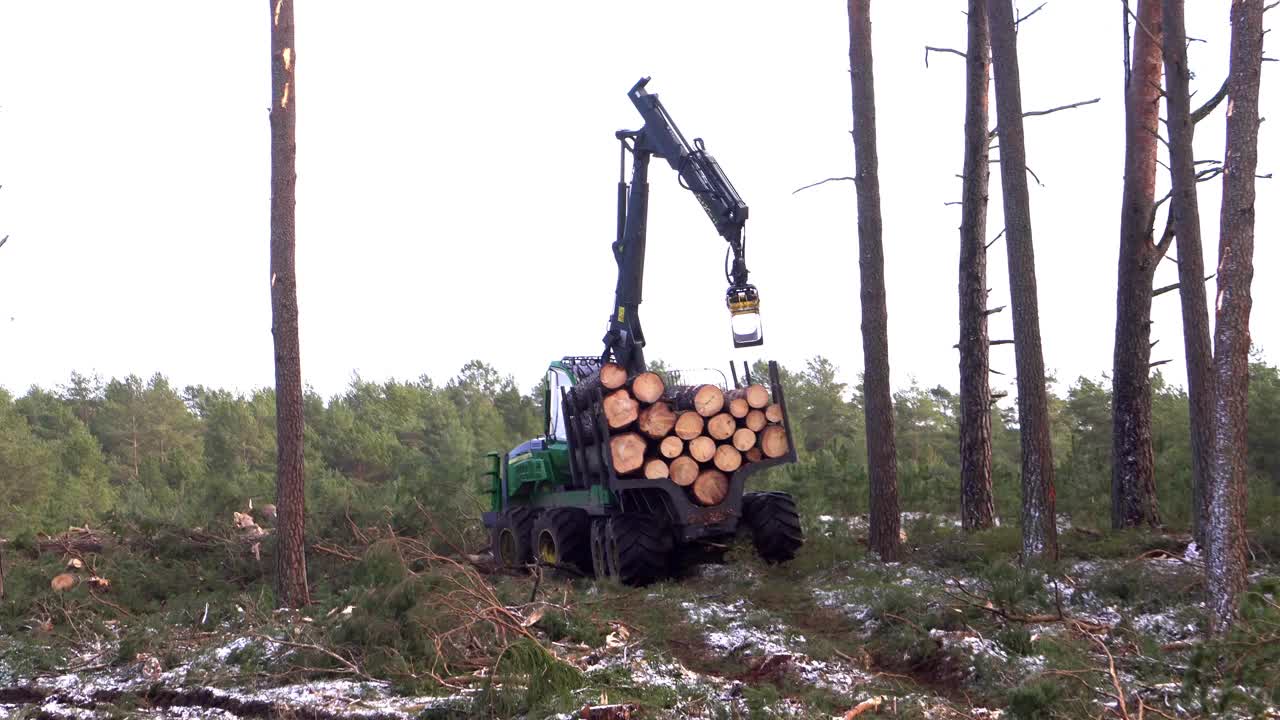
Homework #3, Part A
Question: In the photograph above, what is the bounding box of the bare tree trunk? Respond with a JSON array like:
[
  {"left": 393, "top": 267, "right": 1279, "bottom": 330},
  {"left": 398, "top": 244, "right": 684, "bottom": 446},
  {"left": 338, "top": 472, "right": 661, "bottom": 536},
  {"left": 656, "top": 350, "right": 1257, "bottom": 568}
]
[
  {"left": 986, "top": 0, "right": 1058, "bottom": 562},
  {"left": 1162, "top": 0, "right": 1214, "bottom": 548},
  {"left": 1207, "top": 0, "right": 1263, "bottom": 635},
  {"left": 848, "top": 0, "right": 900, "bottom": 561},
  {"left": 958, "top": 0, "right": 995, "bottom": 532},
  {"left": 1112, "top": 0, "right": 1167, "bottom": 530},
  {"left": 270, "top": 0, "right": 309, "bottom": 609}
]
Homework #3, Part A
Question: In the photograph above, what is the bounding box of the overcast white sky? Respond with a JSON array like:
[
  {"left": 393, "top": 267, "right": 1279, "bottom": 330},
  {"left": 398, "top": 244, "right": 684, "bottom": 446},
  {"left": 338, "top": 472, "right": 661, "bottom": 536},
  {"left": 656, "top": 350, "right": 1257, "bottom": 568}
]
[{"left": 0, "top": 2, "right": 1273, "bottom": 402}]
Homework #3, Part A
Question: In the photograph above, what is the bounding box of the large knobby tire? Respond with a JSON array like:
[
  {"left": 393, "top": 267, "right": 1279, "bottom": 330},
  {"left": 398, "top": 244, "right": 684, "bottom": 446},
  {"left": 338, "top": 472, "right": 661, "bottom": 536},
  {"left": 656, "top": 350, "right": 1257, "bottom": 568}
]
[
  {"left": 590, "top": 518, "right": 610, "bottom": 580},
  {"left": 492, "top": 506, "right": 536, "bottom": 569},
  {"left": 532, "top": 508, "right": 591, "bottom": 575},
  {"left": 743, "top": 492, "right": 803, "bottom": 564},
  {"left": 605, "top": 513, "right": 670, "bottom": 587}
]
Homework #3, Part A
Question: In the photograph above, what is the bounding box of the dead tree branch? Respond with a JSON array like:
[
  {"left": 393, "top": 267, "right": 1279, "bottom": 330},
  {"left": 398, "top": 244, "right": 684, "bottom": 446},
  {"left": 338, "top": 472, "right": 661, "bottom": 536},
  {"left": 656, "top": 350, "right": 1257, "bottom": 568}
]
[
  {"left": 990, "top": 97, "right": 1101, "bottom": 137},
  {"left": 1016, "top": 2, "right": 1048, "bottom": 26},
  {"left": 792, "top": 176, "right": 855, "bottom": 194},
  {"left": 1191, "top": 78, "right": 1229, "bottom": 124},
  {"left": 983, "top": 305, "right": 1007, "bottom": 316},
  {"left": 925, "top": 46, "right": 967, "bottom": 67},
  {"left": 1153, "top": 274, "right": 1214, "bottom": 297},
  {"left": 986, "top": 227, "right": 1006, "bottom": 249}
]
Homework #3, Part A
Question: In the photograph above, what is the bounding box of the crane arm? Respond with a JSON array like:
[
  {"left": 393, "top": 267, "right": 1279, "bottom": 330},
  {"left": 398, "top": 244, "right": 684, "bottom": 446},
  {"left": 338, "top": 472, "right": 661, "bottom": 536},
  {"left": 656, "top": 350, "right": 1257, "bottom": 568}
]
[{"left": 603, "top": 78, "right": 761, "bottom": 374}]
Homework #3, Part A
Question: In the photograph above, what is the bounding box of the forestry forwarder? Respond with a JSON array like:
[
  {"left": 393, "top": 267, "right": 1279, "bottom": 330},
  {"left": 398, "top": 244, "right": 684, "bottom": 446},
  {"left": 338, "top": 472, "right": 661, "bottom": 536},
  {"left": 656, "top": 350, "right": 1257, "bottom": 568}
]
[{"left": 481, "top": 78, "right": 801, "bottom": 586}]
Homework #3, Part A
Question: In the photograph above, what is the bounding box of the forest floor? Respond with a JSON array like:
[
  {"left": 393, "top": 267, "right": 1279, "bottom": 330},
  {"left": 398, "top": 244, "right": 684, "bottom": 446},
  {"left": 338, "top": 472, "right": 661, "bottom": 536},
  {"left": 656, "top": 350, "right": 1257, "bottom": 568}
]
[{"left": 1, "top": 513, "right": 1278, "bottom": 720}]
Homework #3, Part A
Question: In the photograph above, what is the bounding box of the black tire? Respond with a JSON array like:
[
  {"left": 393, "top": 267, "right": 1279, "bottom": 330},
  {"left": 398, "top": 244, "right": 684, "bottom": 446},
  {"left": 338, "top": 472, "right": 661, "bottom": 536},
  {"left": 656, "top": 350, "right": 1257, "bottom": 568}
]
[
  {"left": 492, "top": 506, "right": 536, "bottom": 568},
  {"left": 605, "top": 513, "right": 670, "bottom": 586},
  {"left": 742, "top": 491, "right": 803, "bottom": 564},
  {"left": 590, "top": 518, "right": 610, "bottom": 580},
  {"left": 532, "top": 508, "right": 591, "bottom": 575}
]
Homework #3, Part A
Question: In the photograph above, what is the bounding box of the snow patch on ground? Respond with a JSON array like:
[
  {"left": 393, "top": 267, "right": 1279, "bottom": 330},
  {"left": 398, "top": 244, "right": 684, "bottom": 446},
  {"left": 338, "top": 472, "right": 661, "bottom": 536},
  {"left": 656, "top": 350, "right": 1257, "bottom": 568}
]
[{"left": 683, "top": 599, "right": 804, "bottom": 656}]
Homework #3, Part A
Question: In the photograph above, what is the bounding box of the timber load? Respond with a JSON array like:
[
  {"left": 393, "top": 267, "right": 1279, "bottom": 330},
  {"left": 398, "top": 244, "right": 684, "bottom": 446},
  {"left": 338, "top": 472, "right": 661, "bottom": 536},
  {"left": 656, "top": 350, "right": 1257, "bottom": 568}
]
[{"left": 573, "top": 366, "right": 789, "bottom": 508}]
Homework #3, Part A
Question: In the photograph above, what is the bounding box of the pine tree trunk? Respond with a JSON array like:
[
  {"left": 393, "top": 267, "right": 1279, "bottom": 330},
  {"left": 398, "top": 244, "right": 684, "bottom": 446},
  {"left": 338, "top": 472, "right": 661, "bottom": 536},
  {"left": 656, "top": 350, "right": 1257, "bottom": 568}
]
[
  {"left": 1112, "top": 0, "right": 1165, "bottom": 530},
  {"left": 270, "top": 0, "right": 309, "bottom": 609},
  {"left": 848, "top": 0, "right": 900, "bottom": 562},
  {"left": 1207, "top": 0, "right": 1262, "bottom": 635},
  {"left": 958, "top": 0, "right": 996, "bottom": 532},
  {"left": 1162, "top": 0, "right": 1214, "bottom": 547},
  {"left": 986, "top": 0, "right": 1058, "bottom": 562}
]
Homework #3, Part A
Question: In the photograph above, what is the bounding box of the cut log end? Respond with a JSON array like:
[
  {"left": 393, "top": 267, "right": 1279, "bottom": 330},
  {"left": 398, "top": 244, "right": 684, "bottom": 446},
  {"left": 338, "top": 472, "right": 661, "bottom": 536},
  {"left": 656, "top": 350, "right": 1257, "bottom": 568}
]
[
  {"left": 609, "top": 432, "right": 647, "bottom": 475},
  {"left": 659, "top": 435, "right": 684, "bottom": 459},
  {"left": 732, "top": 427, "right": 757, "bottom": 452},
  {"left": 728, "top": 397, "right": 750, "bottom": 418},
  {"left": 744, "top": 409, "right": 767, "bottom": 432},
  {"left": 643, "top": 458, "right": 670, "bottom": 480},
  {"left": 600, "top": 362, "right": 628, "bottom": 390},
  {"left": 675, "top": 384, "right": 725, "bottom": 417},
  {"left": 764, "top": 403, "right": 784, "bottom": 424},
  {"left": 744, "top": 384, "right": 770, "bottom": 408},
  {"left": 707, "top": 413, "right": 736, "bottom": 441},
  {"left": 637, "top": 401, "right": 676, "bottom": 439},
  {"left": 745, "top": 446, "right": 764, "bottom": 463},
  {"left": 604, "top": 389, "right": 639, "bottom": 430},
  {"left": 674, "top": 411, "right": 705, "bottom": 440},
  {"left": 692, "top": 469, "right": 729, "bottom": 506},
  {"left": 670, "top": 456, "right": 699, "bottom": 487},
  {"left": 629, "top": 371, "right": 666, "bottom": 404},
  {"left": 713, "top": 444, "right": 742, "bottom": 473},
  {"left": 688, "top": 435, "right": 717, "bottom": 463},
  {"left": 760, "top": 425, "right": 789, "bottom": 459}
]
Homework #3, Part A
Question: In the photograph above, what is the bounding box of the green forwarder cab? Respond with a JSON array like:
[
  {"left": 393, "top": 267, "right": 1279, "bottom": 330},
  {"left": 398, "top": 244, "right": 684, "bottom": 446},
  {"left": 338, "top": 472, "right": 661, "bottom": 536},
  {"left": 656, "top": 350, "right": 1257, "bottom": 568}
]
[{"left": 481, "top": 357, "right": 800, "bottom": 586}]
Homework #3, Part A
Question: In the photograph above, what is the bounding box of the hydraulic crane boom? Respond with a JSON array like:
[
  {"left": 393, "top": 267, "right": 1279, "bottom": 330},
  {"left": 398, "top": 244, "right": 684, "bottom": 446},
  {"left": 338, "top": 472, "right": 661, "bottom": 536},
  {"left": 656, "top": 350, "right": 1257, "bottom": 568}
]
[{"left": 603, "top": 77, "right": 763, "bottom": 375}]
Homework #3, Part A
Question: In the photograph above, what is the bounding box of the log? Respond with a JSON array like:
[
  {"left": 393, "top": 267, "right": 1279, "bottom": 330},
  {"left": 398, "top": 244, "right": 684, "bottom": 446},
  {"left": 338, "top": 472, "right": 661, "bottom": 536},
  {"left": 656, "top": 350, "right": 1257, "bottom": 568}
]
[
  {"left": 603, "top": 389, "right": 639, "bottom": 430},
  {"left": 572, "top": 363, "right": 630, "bottom": 409},
  {"left": 744, "top": 409, "right": 767, "bottom": 432},
  {"left": 732, "top": 427, "right": 757, "bottom": 452},
  {"left": 692, "top": 469, "right": 729, "bottom": 506},
  {"left": 688, "top": 436, "right": 716, "bottom": 463},
  {"left": 609, "top": 432, "right": 647, "bottom": 475},
  {"left": 727, "top": 384, "right": 770, "bottom": 410},
  {"left": 706, "top": 413, "right": 736, "bottom": 441},
  {"left": 600, "top": 362, "right": 628, "bottom": 390},
  {"left": 643, "top": 458, "right": 670, "bottom": 480},
  {"left": 713, "top": 444, "right": 742, "bottom": 473},
  {"left": 628, "top": 371, "right": 666, "bottom": 404},
  {"left": 671, "top": 384, "right": 725, "bottom": 417},
  {"left": 765, "top": 403, "right": 784, "bottom": 424},
  {"left": 759, "top": 425, "right": 789, "bottom": 458},
  {"left": 745, "top": 446, "right": 764, "bottom": 463},
  {"left": 674, "top": 411, "right": 705, "bottom": 440},
  {"left": 670, "top": 456, "right": 699, "bottom": 487},
  {"left": 658, "top": 435, "right": 684, "bottom": 459},
  {"left": 727, "top": 397, "right": 750, "bottom": 419},
  {"left": 636, "top": 401, "right": 676, "bottom": 439}
]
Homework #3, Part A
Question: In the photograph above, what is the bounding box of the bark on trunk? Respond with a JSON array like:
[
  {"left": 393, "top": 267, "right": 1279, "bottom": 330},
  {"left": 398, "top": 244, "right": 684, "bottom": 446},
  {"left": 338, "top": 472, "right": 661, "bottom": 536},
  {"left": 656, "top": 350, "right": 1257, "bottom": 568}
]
[
  {"left": 1206, "top": 0, "right": 1262, "bottom": 635},
  {"left": 958, "top": 0, "right": 996, "bottom": 532},
  {"left": 270, "top": 0, "right": 309, "bottom": 608},
  {"left": 987, "top": 0, "right": 1058, "bottom": 561},
  {"left": 1162, "top": 0, "right": 1214, "bottom": 547},
  {"left": 1112, "top": 0, "right": 1166, "bottom": 530},
  {"left": 849, "top": 0, "right": 901, "bottom": 562}
]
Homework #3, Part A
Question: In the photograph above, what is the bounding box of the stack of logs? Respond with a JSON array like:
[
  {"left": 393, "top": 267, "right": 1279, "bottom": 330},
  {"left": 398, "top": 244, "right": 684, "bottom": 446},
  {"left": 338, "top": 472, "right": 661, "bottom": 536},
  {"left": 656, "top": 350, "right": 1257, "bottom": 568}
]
[{"left": 589, "top": 363, "right": 789, "bottom": 507}]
